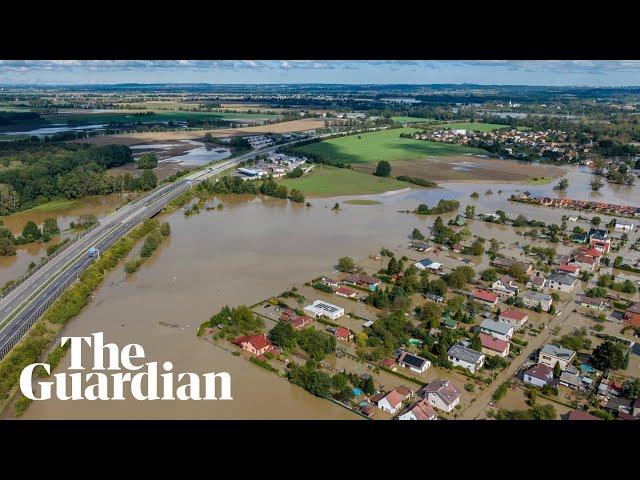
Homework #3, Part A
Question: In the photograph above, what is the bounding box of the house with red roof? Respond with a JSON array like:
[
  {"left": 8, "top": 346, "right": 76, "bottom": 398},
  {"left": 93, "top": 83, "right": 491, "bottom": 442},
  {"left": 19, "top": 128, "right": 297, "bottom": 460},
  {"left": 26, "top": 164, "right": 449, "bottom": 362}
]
[
  {"left": 624, "top": 302, "right": 640, "bottom": 328},
  {"left": 335, "top": 286, "right": 358, "bottom": 299},
  {"left": 279, "top": 309, "right": 312, "bottom": 330},
  {"left": 574, "top": 254, "right": 598, "bottom": 272},
  {"left": 565, "top": 410, "right": 601, "bottom": 421},
  {"left": 333, "top": 326, "right": 353, "bottom": 342},
  {"left": 498, "top": 308, "right": 529, "bottom": 329},
  {"left": 232, "top": 334, "right": 277, "bottom": 356},
  {"left": 472, "top": 289, "right": 498, "bottom": 308},
  {"left": 421, "top": 378, "right": 461, "bottom": 412},
  {"left": 557, "top": 264, "right": 580, "bottom": 277},
  {"left": 479, "top": 333, "right": 510, "bottom": 357},
  {"left": 371, "top": 386, "right": 412, "bottom": 414},
  {"left": 398, "top": 399, "right": 437, "bottom": 421},
  {"left": 589, "top": 237, "right": 611, "bottom": 254}
]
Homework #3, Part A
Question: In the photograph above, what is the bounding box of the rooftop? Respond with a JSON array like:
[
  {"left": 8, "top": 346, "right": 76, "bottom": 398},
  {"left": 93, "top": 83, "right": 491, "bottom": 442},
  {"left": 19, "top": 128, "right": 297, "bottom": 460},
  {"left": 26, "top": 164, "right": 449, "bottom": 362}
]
[
  {"left": 479, "top": 333, "right": 509, "bottom": 353},
  {"left": 480, "top": 319, "right": 514, "bottom": 335},
  {"left": 541, "top": 344, "right": 576, "bottom": 361},
  {"left": 500, "top": 308, "right": 528, "bottom": 321},
  {"left": 448, "top": 344, "right": 484, "bottom": 365}
]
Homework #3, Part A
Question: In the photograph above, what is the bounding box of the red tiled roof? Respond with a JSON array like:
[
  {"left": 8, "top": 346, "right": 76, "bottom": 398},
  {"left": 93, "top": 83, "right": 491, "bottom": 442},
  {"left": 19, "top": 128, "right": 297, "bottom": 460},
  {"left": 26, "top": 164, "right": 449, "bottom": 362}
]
[
  {"left": 233, "top": 334, "right": 271, "bottom": 351},
  {"left": 408, "top": 399, "right": 437, "bottom": 420},
  {"left": 525, "top": 363, "right": 553, "bottom": 381},
  {"left": 382, "top": 358, "right": 395, "bottom": 368},
  {"left": 395, "top": 385, "right": 412, "bottom": 399},
  {"left": 558, "top": 264, "right": 579, "bottom": 273},
  {"left": 581, "top": 247, "right": 603, "bottom": 258},
  {"left": 473, "top": 289, "right": 498, "bottom": 303},
  {"left": 335, "top": 326, "right": 351, "bottom": 339},
  {"left": 500, "top": 309, "right": 527, "bottom": 321},
  {"left": 575, "top": 255, "right": 597, "bottom": 265},
  {"left": 381, "top": 389, "right": 403, "bottom": 409},
  {"left": 479, "top": 333, "right": 509, "bottom": 353},
  {"left": 566, "top": 410, "right": 601, "bottom": 421},
  {"left": 336, "top": 286, "right": 356, "bottom": 296}
]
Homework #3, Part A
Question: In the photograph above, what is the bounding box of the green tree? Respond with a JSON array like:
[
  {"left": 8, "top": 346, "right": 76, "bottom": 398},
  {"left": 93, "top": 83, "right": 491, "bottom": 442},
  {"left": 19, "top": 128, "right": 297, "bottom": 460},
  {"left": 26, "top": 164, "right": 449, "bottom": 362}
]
[
  {"left": 374, "top": 160, "right": 391, "bottom": 177},
  {"left": 553, "top": 361, "right": 562, "bottom": 378},
  {"left": 481, "top": 268, "right": 498, "bottom": 282},
  {"left": 591, "top": 341, "right": 626, "bottom": 371},
  {"left": 338, "top": 256, "right": 354, "bottom": 272},
  {"left": 268, "top": 322, "right": 297, "bottom": 350},
  {"left": 137, "top": 153, "right": 158, "bottom": 169},
  {"left": 411, "top": 228, "right": 424, "bottom": 240},
  {"left": 21, "top": 220, "right": 41, "bottom": 243}
]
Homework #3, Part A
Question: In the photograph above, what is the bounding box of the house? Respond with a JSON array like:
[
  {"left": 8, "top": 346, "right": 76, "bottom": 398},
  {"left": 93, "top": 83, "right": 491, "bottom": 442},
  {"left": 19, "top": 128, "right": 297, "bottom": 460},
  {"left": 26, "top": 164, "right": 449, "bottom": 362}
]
[
  {"left": 523, "top": 290, "right": 553, "bottom": 312},
  {"left": 452, "top": 242, "right": 463, "bottom": 253},
  {"left": 303, "top": 300, "right": 345, "bottom": 320},
  {"left": 414, "top": 258, "right": 434, "bottom": 271},
  {"left": 381, "top": 357, "right": 396, "bottom": 369},
  {"left": 372, "top": 386, "right": 413, "bottom": 415},
  {"left": 572, "top": 232, "right": 588, "bottom": 244},
  {"left": 398, "top": 399, "right": 437, "bottom": 421},
  {"left": 411, "top": 241, "right": 432, "bottom": 252},
  {"left": 492, "top": 256, "right": 533, "bottom": 275},
  {"left": 447, "top": 344, "right": 485, "bottom": 373},
  {"left": 615, "top": 221, "right": 634, "bottom": 232},
  {"left": 498, "top": 308, "right": 529, "bottom": 329},
  {"left": 559, "top": 371, "right": 583, "bottom": 390},
  {"left": 589, "top": 237, "right": 611, "bottom": 254},
  {"left": 421, "top": 378, "right": 461, "bottom": 412},
  {"left": 527, "top": 274, "right": 547, "bottom": 291},
  {"left": 232, "top": 334, "right": 277, "bottom": 356},
  {"left": 523, "top": 363, "right": 554, "bottom": 387},
  {"left": 321, "top": 277, "right": 340, "bottom": 288},
  {"left": 398, "top": 351, "right": 431, "bottom": 373},
  {"left": 538, "top": 344, "right": 576, "bottom": 371},
  {"left": 492, "top": 274, "right": 520, "bottom": 297},
  {"left": 578, "top": 295, "right": 606, "bottom": 311},
  {"left": 335, "top": 286, "right": 357, "bottom": 298},
  {"left": 604, "top": 396, "right": 634, "bottom": 415},
  {"left": 624, "top": 302, "right": 640, "bottom": 327},
  {"left": 588, "top": 228, "right": 608, "bottom": 240},
  {"left": 565, "top": 410, "right": 601, "bottom": 421},
  {"left": 472, "top": 289, "right": 499, "bottom": 308},
  {"left": 279, "top": 309, "right": 313, "bottom": 330},
  {"left": 574, "top": 255, "right": 598, "bottom": 272},
  {"left": 423, "top": 292, "right": 445, "bottom": 303},
  {"left": 334, "top": 326, "right": 353, "bottom": 342},
  {"left": 442, "top": 317, "right": 458, "bottom": 329},
  {"left": 371, "top": 389, "right": 403, "bottom": 415},
  {"left": 479, "top": 333, "right": 510, "bottom": 357},
  {"left": 547, "top": 272, "right": 578, "bottom": 293},
  {"left": 480, "top": 319, "right": 514, "bottom": 341},
  {"left": 344, "top": 273, "right": 381, "bottom": 290},
  {"left": 557, "top": 264, "right": 580, "bottom": 277}
]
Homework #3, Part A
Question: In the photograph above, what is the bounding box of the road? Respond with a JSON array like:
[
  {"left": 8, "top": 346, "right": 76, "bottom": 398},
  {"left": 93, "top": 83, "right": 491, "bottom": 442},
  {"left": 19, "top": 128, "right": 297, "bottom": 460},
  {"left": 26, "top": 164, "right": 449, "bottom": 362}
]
[{"left": 0, "top": 134, "right": 330, "bottom": 359}]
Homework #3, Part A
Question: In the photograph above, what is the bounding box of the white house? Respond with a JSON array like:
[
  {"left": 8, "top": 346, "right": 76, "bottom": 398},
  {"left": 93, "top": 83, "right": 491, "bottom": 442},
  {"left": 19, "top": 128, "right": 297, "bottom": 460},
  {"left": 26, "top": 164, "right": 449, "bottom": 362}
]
[
  {"left": 421, "top": 379, "right": 461, "bottom": 412},
  {"left": 538, "top": 344, "right": 576, "bottom": 371},
  {"left": 398, "top": 351, "right": 431, "bottom": 373},
  {"left": 372, "top": 390, "right": 403, "bottom": 414},
  {"left": 615, "top": 221, "right": 635, "bottom": 232},
  {"left": 447, "top": 344, "right": 485, "bottom": 373},
  {"left": 480, "top": 319, "right": 514, "bottom": 341},
  {"left": 398, "top": 399, "right": 437, "bottom": 421},
  {"left": 547, "top": 272, "right": 578, "bottom": 293},
  {"left": 523, "top": 363, "right": 554, "bottom": 387},
  {"left": 498, "top": 308, "right": 529, "bottom": 329},
  {"left": 303, "top": 300, "right": 345, "bottom": 320},
  {"left": 523, "top": 290, "right": 553, "bottom": 312},
  {"left": 491, "top": 274, "right": 519, "bottom": 297}
]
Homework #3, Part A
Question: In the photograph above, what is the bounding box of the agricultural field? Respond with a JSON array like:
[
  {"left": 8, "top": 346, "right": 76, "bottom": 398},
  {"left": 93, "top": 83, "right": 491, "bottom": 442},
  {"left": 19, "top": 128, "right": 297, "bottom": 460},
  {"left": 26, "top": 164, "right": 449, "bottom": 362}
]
[
  {"left": 391, "top": 116, "right": 433, "bottom": 124},
  {"left": 293, "top": 128, "right": 483, "bottom": 165},
  {"left": 42, "top": 110, "right": 282, "bottom": 125},
  {"left": 278, "top": 165, "right": 412, "bottom": 197}
]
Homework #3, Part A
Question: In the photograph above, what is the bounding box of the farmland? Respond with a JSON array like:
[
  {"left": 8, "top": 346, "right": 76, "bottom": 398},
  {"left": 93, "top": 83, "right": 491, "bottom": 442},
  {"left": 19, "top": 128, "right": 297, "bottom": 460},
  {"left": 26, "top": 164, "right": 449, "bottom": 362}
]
[
  {"left": 293, "top": 128, "right": 483, "bottom": 165},
  {"left": 391, "top": 116, "right": 433, "bottom": 124},
  {"left": 279, "top": 165, "right": 412, "bottom": 197},
  {"left": 42, "top": 110, "right": 281, "bottom": 125}
]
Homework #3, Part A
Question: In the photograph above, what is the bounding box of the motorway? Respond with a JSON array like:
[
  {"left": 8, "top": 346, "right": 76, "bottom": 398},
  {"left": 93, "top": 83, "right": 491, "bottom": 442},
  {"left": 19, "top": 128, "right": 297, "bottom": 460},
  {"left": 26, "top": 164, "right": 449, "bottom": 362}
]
[{"left": 0, "top": 140, "right": 306, "bottom": 359}]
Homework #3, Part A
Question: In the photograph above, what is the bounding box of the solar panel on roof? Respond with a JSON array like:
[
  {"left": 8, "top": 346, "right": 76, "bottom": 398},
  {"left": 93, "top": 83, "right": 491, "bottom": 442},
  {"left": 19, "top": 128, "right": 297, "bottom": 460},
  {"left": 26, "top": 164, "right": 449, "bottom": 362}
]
[{"left": 401, "top": 353, "right": 426, "bottom": 369}]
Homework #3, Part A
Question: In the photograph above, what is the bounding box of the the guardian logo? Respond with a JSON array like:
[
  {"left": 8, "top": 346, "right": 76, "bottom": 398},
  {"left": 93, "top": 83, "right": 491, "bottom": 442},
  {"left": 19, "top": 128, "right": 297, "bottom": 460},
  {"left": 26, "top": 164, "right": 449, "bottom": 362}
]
[{"left": 20, "top": 332, "right": 233, "bottom": 401}]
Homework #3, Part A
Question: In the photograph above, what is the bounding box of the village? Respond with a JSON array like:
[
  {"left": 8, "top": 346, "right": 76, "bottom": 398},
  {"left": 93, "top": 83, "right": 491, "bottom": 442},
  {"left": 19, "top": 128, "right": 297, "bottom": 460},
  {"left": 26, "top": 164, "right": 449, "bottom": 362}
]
[
  {"left": 197, "top": 204, "right": 640, "bottom": 421},
  {"left": 511, "top": 191, "right": 640, "bottom": 219}
]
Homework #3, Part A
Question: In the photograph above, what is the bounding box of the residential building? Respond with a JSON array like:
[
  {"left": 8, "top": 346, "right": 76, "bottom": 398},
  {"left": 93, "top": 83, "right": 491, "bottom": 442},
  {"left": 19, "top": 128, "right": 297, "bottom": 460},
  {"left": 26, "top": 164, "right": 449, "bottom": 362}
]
[
  {"left": 492, "top": 274, "right": 520, "bottom": 297},
  {"left": 447, "top": 344, "right": 485, "bottom": 373},
  {"left": 232, "top": 334, "right": 277, "bottom": 356},
  {"left": 479, "top": 333, "right": 510, "bottom": 357},
  {"left": 538, "top": 344, "right": 576, "bottom": 371},
  {"left": 414, "top": 258, "right": 434, "bottom": 270},
  {"left": 303, "top": 300, "right": 345, "bottom": 320},
  {"left": 559, "top": 371, "right": 583, "bottom": 390},
  {"left": 398, "top": 399, "right": 437, "bottom": 421},
  {"left": 480, "top": 319, "right": 514, "bottom": 341},
  {"left": 574, "top": 255, "right": 598, "bottom": 272},
  {"left": 335, "top": 286, "right": 357, "bottom": 298},
  {"left": 565, "top": 410, "right": 601, "bottom": 421},
  {"left": 523, "top": 290, "right": 553, "bottom": 312},
  {"left": 589, "top": 237, "right": 611, "bottom": 254},
  {"left": 523, "top": 363, "right": 554, "bottom": 387},
  {"left": 624, "top": 302, "right": 640, "bottom": 327},
  {"left": 492, "top": 256, "right": 533, "bottom": 276},
  {"left": 398, "top": 351, "right": 431, "bottom": 373},
  {"left": 333, "top": 326, "right": 353, "bottom": 342},
  {"left": 423, "top": 292, "right": 445, "bottom": 303},
  {"left": 321, "top": 277, "right": 340, "bottom": 288},
  {"left": 527, "top": 274, "right": 547, "bottom": 291},
  {"left": 547, "top": 272, "right": 578, "bottom": 293},
  {"left": 371, "top": 389, "right": 403, "bottom": 415},
  {"left": 578, "top": 295, "right": 606, "bottom": 311},
  {"left": 344, "top": 273, "right": 381, "bottom": 290},
  {"left": 421, "top": 379, "right": 461, "bottom": 412},
  {"left": 472, "top": 289, "right": 498, "bottom": 308},
  {"left": 280, "top": 309, "right": 313, "bottom": 330},
  {"left": 498, "top": 308, "right": 529, "bottom": 329},
  {"left": 615, "top": 221, "right": 635, "bottom": 232},
  {"left": 557, "top": 264, "right": 580, "bottom": 277}
]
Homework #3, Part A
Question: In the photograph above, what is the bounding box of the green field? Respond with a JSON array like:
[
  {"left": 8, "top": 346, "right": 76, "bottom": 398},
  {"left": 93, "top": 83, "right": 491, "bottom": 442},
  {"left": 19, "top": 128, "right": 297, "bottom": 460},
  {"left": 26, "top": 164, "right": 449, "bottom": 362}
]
[
  {"left": 279, "top": 165, "right": 412, "bottom": 197},
  {"left": 20, "top": 199, "right": 79, "bottom": 213},
  {"left": 294, "top": 128, "right": 483, "bottom": 165},
  {"left": 439, "top": 122, "right": 509, "bottom": 132},
  {"left": 41, "top": 110, "right": 281, "bottom": 125},
  {"left": 391, "top": 116, "right": 432, "bottom": 124}
]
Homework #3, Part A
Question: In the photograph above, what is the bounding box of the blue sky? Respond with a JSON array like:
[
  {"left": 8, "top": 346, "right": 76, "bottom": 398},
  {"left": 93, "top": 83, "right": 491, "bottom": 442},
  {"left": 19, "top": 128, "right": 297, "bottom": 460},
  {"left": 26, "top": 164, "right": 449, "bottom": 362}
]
[{"left": 1, "top": 60, "right": 640, "bottom": 86}]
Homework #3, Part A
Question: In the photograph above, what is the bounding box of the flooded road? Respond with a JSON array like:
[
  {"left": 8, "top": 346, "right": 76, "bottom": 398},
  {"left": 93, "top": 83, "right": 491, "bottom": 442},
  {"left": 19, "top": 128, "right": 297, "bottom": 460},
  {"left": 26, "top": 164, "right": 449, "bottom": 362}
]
[
  {"left": 0, "top": 193, "right": 135, "bottom": 286},
  {"left": 14, "top": 164, "right": 640, "bottom": 419}
]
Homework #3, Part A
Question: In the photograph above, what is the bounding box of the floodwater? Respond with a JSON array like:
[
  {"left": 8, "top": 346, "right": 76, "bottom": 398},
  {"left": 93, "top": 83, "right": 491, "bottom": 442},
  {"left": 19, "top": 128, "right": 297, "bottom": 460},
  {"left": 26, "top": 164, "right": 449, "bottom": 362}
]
[
  {"left": 15, "top": 164, "right": 640, "bottom": 419},
  {"left": 132, "top": 140, "right": 232, "bottom": 167},
  {"left": 0, "top": 193, "right": 135, "bottom": 286},
  {"left": 0, "top": 124, "right": 107, "bottom": 137}
]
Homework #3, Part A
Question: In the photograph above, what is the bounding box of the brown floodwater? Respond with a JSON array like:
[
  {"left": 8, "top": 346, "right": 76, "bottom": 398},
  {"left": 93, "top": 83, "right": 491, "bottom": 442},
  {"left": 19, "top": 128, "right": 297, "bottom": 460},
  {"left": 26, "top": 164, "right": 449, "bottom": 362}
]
[
  {"left": 16, "top": 165, "right": 640, "bottom": 419},
  {"left": 0, "top": 193, "right": 135, "bottom": 286}
]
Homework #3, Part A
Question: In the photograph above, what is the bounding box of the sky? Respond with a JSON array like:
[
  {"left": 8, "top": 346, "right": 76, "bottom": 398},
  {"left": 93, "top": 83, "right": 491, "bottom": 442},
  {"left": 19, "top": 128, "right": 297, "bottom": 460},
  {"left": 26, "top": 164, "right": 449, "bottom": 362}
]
[{"left": 1, "top": 60, "right": 640, "bottom": 86}]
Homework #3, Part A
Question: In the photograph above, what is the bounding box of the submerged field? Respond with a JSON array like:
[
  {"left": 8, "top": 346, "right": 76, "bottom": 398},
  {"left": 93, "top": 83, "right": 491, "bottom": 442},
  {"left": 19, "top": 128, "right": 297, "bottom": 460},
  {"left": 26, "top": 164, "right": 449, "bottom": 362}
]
[
  {"left": 279, "top": 165, "right": 412, "bottom": 196},
  {"left": 294, "top": 128, "right": 483, "bottom": 164},
  {"left": 43, "top": 110, "right": 281, "bottom": 125}
]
